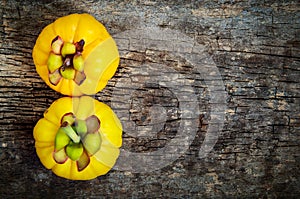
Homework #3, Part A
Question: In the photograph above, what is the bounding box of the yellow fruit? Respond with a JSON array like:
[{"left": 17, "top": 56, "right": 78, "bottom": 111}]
[
  {"left": 33, "top": 96, "right": 122, "bottom": 180},
  {"left": 32, "top": 13, "right": 119, "bottom": 96}
]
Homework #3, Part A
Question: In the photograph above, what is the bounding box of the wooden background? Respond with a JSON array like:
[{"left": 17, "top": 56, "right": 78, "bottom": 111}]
[{"left": 0, "top": 0, "right": 299, "bottom": 198}]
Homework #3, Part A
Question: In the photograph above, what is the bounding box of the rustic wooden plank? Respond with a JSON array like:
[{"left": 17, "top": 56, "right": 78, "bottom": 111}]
[{"left": 0, "top": 0, "right": 299, "bottom": 198}]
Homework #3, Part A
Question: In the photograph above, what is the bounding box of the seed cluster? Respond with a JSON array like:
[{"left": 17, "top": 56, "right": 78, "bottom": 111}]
[
  {"left": 47, "top": 36, "right": 86, "bottom": 86},
  {"left": 53, "top": 113, "right": 102, "bottom": 171}
]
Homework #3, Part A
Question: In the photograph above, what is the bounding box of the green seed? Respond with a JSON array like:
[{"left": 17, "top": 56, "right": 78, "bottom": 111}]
[
  {"left": 61, "top": 42, "right": 76, "bottom": 57},
  {"left": 60, "top": 66, "right": 76, "bottom": 80},
  {"left": 47, "top": 53, "right": 63, "bottom": 73},
  {"left": 73, "top": 54, "right": 85, "bottom": 72},
  {"left": 75, "top": 119, "right": 87, "bottom": 138},
  {"left": 82, "top": 132, "right": 101, "bottom": 156},
  {"left": 55, "top": 128, "right": 71, "bottom": 151},
  {"left": 53, "top": 148, "right": 68, "bottom": 164},
  {"left": 66, "top": 142, "right": 83, "bottom": 161}
]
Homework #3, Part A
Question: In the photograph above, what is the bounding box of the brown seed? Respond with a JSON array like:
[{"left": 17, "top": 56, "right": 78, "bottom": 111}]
[
  {"left": 49, "top": 69, "right": 62, "bottom": 86},
  {"left": 74, "top": 71, "right": 86, "bottom": 85},
  {"left": 75, "top": 39, "right": 85, "bottom": 52},
  {"left": 86, "top": 115, "right": 101, "bottom": 134},
  {"left": 77, "top": 151, "right": 90, "bottom": 171}
]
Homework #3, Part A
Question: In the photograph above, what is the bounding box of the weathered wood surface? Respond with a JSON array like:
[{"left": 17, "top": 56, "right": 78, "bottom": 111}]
[{"left": 0, "top": 0, "right": 299, "bottom": 198}]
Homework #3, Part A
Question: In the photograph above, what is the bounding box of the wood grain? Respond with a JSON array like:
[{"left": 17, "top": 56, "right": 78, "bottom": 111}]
[{"left": 0, "top": 0, "right": 299, "bottom": 197}]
